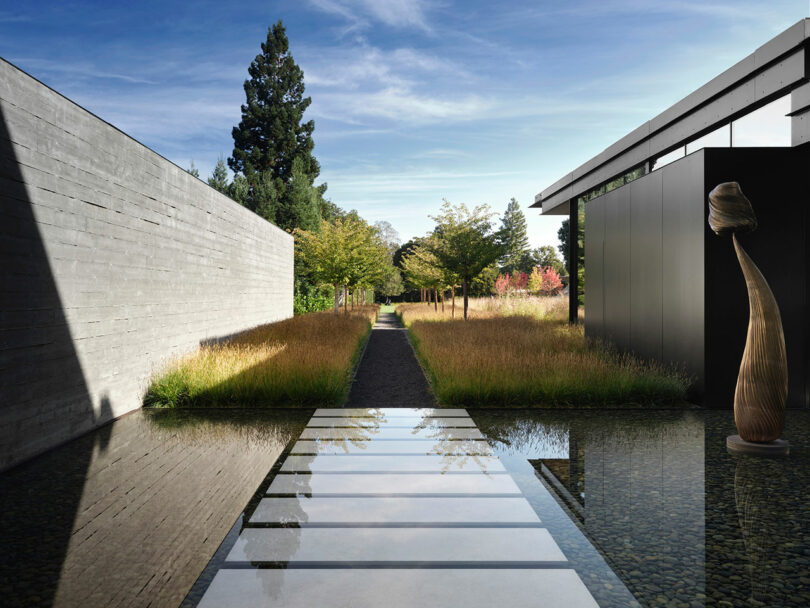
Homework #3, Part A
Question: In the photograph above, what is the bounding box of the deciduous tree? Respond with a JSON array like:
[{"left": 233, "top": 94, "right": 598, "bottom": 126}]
[{"left": 428, "top": 200, "right": 504, "bottom": 320}]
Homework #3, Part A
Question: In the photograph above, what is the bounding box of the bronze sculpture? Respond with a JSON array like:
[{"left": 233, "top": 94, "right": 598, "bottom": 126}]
[{"left": 707, "top": 182, "right": 789, "bottom": 455}]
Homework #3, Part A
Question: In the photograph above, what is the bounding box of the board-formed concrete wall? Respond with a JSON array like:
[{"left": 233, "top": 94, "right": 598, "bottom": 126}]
[{"left": 0, "top": 58, "right": 294, "bottom": 471}]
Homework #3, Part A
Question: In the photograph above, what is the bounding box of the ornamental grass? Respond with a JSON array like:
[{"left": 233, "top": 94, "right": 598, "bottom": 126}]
[
  {"left": 144, "top": 306, "right": 377, "bottom": 407},
  {"left": 397, "top": 300, "right": 689, "bottom": 407}
]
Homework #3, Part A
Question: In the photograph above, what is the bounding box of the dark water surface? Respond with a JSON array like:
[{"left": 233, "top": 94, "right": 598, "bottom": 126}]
[
  {"left": 472, "top": 409, "right": 810, "bottom": 608},
  {"left": 2, "top": 408, "right": 808, "bottom": 608},
  {"left": 0, "top": 409, "right": 311, "bottom": 608}
]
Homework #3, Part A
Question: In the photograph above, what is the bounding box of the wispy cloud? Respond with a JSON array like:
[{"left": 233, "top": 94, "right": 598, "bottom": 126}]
[
  {"left": 8, "top": 57, "right": 159, "bottom": 85},
  {"left": 315, "top": 86, "right": 492, "bottom": 124},
  {"left": 309, "top": 0, "right": 432, "bottom": 33}
]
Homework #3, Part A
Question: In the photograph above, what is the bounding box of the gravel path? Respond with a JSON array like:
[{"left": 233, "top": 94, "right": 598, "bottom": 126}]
[{"left": 345, "top": 313, "right": 436, "bottom": 407}]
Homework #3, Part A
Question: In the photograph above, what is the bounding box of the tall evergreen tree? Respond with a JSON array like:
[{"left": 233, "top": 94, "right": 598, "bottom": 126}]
[
  {"left": 186, "top": 160, "right": 200, "bottom": 178},
  {"left": 499, "top": 198, "right": 530, "bottom": 273},
  {"left": 229, "top": 21, "right": 321, "bottom": 229},
  {"left": 207, "top": 155, "right": 229, "bottom": 193}
]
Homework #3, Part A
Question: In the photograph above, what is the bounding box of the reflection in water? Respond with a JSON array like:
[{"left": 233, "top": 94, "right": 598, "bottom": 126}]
[
  {"left": 413, "top": 416, "right": 497, "bottom": 473},
  {"left": 734, "top": 456, "right": 777, "bottom": 603},
  {"left": 299, "top": 411, "right": 382, "bottom": 453},
  {"left": 0, "top": 409, "right": 308, "bottom": 608},
  {"left": 473, "top": 409, "right": 810, "bottom": 608}
]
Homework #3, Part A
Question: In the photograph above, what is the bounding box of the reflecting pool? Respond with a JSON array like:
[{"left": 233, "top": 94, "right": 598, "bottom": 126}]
[
  {"left": 472, "top": 409, "right": 810, "bottom": 608},
  {"left": 0, "top": 409, "right": 310, "bottom": 608},
  {"left": 2, "top": 407, "right": 808, "bottom": 608}
]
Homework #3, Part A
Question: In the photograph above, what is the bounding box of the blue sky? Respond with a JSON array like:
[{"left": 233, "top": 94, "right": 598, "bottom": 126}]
[{"left": 1, "top": 1, "right": 806, "bottom": 248}]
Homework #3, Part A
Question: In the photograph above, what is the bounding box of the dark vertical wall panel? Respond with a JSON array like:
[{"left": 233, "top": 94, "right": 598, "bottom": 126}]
[
  {"left": 603, "top": 187, "right": 631, "bottom": 348},
  {"left": 704, "top": 147, "right": 808, "bottom": 407},
  {"left": 581, "top": 145, "right": 808, "bottom": 407},
  {"left": 629, "top": 171, "right": 663, "bottom": 361},
  {"left": 661, "top": 153, "right": 706, "bottom": 386},
  {"left": 585, "top": 197, "right": 605, "bottom": 341}
]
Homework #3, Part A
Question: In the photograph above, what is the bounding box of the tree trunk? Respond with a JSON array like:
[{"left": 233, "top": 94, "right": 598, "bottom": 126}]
[
  {"left": 427, "top": 288, "right": 432, "bottom": 307},
  {"left": 363, "top": 288, "right": 367, "bottom": 305},
  {"left": 344, "top": 285, "right": 348, "bottom": 314},
  {"left": 441, "top": 289, "right": 445, "bottom": 313},
  {"left": 451, "top": 285, "right": 456, "bottom": 319},
  {"left": 463, "top": 280, "right": 469, "bottom": 320},
  {"left": 421, "top": 288, "right": 424, "bottom": 303},
  {"left": 334, "top": 283, "right": 340, "bottom": 315},
  {"left": 433, "top": 288, "right": 438, "bottom": 311}
]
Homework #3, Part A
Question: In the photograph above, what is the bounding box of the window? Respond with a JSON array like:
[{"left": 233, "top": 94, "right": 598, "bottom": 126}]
[
  {"left": 652, "top": 146, "right": 685, "bottom": 171},
  {"left": 731, "top": 95, "right": 791, "bottom": 147},
  {"left": 686, "top": 123, "right": 730, "bottom": 154}
]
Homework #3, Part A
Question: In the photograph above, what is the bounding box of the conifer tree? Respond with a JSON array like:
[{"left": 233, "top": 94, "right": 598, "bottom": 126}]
[
  {"left": 207, "top": 155, "right": 230, "bottom": 193},
  {"left": 499, "top": 197, "right": 530, "bottom": 273},
  {"left": 186, "top": 160, "right": 200, "bottom": 178},
  {"left": 230, "top": 21, "right": 321, "bottom": 230}
]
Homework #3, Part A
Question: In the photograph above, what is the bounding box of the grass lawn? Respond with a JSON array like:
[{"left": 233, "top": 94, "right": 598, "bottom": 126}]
[
  {"left": 398, "top": 298, "right": 690, "bottom": 407},
  {"left": 144, "top": 306, "right": 378, "bottom": 407},
  {"left": 379, "top": 303, "right": 397, "bottom": 313}
]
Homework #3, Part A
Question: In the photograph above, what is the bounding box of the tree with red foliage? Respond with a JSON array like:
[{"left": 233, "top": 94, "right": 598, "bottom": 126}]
[{"left": 528, "top": 266, "right": 563, "bottom": 296}]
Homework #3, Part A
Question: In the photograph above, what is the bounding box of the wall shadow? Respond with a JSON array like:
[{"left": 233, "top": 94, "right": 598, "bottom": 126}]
[{"left": 0, "top": 104, "right": 100, "bottom": 606}]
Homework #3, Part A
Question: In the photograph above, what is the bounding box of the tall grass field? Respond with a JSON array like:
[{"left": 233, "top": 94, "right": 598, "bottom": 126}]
[
  {"left": 144, "top": 306, "right": 377, "bottom": 407},
  {"left": 398, "top": 299, "right": 689, "bottom": 407}
]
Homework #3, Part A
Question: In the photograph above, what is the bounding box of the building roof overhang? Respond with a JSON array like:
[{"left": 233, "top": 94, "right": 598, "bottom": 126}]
[{"left": 534, "top": 19, "right": 810, "bottom": 216}]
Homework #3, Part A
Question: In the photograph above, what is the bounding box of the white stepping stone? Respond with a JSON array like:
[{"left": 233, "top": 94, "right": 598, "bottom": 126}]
[
  {"left": 280, "top": 455, "right": 506, "bottom": 473},
  {"left": 313, "top": 408, "right": 469, "bottom": 417},
  {"left": 226, "top": 527, "right": 566, "bottom": 563},
  {"left": 197, "top": 569, "right": 599, "bottom": 608},
  {"left": 250, "top": 496, "right": 541, "bottom": 524},
  {"left": 306, "top": 416, "right": 477, "bottom": 427},
  {"left": 290, "top": 439, "right": 493, "bottom": 455},
  {"left": 267, "top": 473, "right": 521, "bottom": 495},
  {"left": 299, "top": 427, "right": 484, "bottom": 440}
]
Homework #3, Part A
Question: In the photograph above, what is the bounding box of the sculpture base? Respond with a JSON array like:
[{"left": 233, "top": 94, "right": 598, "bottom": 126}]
[{"left": 727, "top": 434, "right": 789, "bottom": 457}]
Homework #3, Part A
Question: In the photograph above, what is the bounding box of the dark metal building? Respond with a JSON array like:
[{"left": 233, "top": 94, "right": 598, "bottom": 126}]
[{"left": 533, "top": 20, "right": 810, "bottom": 408}]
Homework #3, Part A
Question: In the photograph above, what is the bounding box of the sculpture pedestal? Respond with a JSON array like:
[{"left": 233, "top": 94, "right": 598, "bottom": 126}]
[{"left": 727, "top": 434, "right": 789, "bottom": 457}]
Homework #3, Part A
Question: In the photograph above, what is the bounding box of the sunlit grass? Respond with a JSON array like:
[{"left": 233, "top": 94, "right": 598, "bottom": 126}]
[
  {"left": 397, "top": 300, "right": 689, "bottom": 407},
  {"left": 398, "top": 295, "right": 568, "bottom": 325},
  {"left": 144, "top": 306, "right": 378, "bottom": 407}
]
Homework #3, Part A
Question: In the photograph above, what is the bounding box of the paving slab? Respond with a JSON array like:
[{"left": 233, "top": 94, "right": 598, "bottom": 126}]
[
  {"left": 266, "top": 473, "right": 521, "bottom": 495},
  {"left": 280, "top": 454, "right": 506, "bottom": 473},
  {"left": 197, "top": 569, "right": 600, "bottom": 608},
  {"left": 225, "top": 527, "right": 567, "bottom": 563},
  {"left": 306, "top": 416, "right": 477, "bottom": 427},
  {"left": 249, "top": 496, "right": 543, "bottom": 524},
  {"left": 299, "top": 427, "right": 484, "bottom": 440},
  {"left": 290, "top": 439, "right": 493, "bottom": 455},
  {"left": 313, "top": 408, "right": 469, "bottom": 417}
]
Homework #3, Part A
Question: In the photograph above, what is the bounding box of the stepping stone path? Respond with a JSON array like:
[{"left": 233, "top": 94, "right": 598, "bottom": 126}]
[{"left": 197, "top": 407, "right": 599, "bottom": 607}]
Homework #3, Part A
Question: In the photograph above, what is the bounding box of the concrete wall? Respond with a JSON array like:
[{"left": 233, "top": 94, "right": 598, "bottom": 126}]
[{"left": 0, "top": 58, "right": 294, "bottom": 471}]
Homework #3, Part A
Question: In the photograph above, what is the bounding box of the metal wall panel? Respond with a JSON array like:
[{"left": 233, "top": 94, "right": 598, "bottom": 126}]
[
  {"left": 661, "top": 153, "right": 706, "bottom": 385},
  {"left": 584, "top": 196, "right": 605, "bottom": 342},
  {"left": 629, "top": 170, "right": 664, "bottom": 362},
  {"left": 603, "top": 187, "right": 631, "bottom": 348},
  {"left": 704, "top": 147, "right": 809, "bottom": 408}
]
